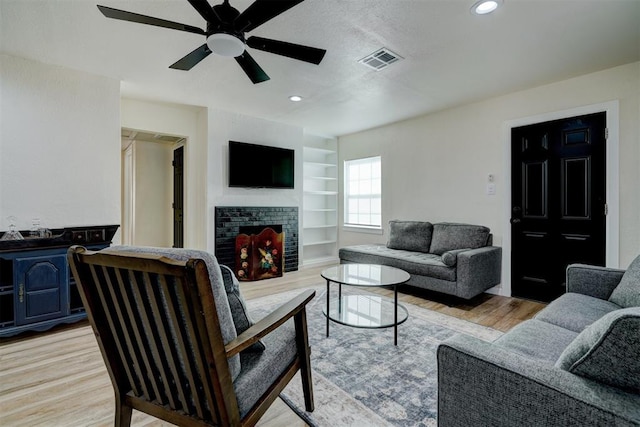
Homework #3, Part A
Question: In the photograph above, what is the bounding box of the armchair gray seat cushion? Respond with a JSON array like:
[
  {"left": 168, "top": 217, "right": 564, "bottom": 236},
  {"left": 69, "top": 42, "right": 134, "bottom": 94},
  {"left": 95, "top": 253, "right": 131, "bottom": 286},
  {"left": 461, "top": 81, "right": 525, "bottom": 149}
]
[
  {"left": 437, "top": 255, "right": 640, "bottom": 426},
  {"left": 234, "top": 321, "right": 298, "bottom": 417},
  {"left": 339, "top": 221, "right": 501, "bottom": 299}
]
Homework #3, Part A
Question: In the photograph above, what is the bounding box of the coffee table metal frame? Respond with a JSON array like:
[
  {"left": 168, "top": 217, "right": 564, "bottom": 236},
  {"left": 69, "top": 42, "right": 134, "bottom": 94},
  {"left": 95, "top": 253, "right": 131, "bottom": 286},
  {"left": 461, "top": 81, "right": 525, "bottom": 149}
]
[{"left": 321, "top": 264, "right": 410, "bottom": 345}]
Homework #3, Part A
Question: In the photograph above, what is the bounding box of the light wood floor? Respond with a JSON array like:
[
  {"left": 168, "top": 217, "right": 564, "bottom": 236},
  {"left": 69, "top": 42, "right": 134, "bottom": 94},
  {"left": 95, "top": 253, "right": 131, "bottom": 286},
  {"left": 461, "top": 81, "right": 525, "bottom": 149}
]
[{"left": 0, "top": 264, "right": 545, "bottom": 427}]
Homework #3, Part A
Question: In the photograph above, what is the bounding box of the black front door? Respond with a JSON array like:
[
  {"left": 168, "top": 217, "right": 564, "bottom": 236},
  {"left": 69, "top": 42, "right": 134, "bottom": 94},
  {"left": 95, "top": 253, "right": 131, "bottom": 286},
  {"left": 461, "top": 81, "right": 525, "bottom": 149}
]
[
  {"left": 511, "top": 112, "right": 606, "bottom": 302},
  {"left": 173, "top": 146, "right": 184, "bottom": 248}
]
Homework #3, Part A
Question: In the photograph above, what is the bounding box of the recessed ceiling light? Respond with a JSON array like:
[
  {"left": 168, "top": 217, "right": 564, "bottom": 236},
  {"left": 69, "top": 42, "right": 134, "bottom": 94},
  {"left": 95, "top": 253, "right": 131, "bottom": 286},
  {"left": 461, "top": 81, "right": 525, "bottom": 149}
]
[
  {"left": 471, "top": 0, "right": 502, "bottom": 15},
  {"left": 289, "top": 95, "right": 302, "bottom": 102}
]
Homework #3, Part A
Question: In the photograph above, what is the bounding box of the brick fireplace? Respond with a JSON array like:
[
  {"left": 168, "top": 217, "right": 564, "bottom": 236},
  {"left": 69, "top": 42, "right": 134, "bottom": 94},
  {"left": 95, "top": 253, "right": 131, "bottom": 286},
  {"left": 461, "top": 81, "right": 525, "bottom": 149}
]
[{"left": 214, "top": 206, "right": 298, "bottom": 274}]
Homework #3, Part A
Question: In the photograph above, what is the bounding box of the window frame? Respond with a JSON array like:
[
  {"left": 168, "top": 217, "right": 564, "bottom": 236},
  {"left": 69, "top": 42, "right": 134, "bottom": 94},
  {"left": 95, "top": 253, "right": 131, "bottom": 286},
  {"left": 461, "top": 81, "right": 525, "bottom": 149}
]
[{"left": 343, "top": 156, "right": 382, "bottom": 233}]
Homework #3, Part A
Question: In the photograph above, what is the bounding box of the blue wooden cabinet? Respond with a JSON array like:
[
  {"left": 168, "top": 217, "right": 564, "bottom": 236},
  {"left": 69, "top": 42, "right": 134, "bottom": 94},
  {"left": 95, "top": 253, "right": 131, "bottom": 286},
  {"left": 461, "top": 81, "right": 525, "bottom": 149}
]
[
  {"left": 0, "top": 225, "right": 118, "bottom": 338},
  {"left": 15, "top": 251, "right": 69, "bottom": 326}
]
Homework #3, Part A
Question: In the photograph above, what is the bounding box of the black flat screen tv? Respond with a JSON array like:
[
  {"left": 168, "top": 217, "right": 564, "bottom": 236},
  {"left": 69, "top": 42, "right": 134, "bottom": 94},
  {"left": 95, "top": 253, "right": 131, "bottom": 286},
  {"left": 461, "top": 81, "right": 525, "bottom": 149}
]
[{"left": 228, "top": 141, "right": 295, "bottom": 189}]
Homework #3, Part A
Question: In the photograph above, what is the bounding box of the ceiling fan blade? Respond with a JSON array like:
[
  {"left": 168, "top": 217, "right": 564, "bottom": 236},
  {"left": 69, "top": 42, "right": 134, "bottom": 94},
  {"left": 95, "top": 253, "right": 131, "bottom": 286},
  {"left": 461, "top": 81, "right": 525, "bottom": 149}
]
[
  {"left": 234, "top": 0, "right": 304, "bottom": 33},
  {"left": 247, "top": 36, "right": 326, "bottom": 65},
  {"left": 97, "top": 5, "right": 205, "bottom": 35},
  {"left": 169, "top": 44, "right": 212, "bottom": 70},
  {"left": 187, "top": 0, "right": 221, "bottom": 24},
  {"left": 235, "top": 51, "right": 270, "bottom": 84}
]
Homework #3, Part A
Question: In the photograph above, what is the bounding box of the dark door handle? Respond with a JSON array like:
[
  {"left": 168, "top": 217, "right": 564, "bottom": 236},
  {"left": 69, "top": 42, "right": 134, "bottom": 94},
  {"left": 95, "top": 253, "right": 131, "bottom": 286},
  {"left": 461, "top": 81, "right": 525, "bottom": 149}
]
[{"left": 510, "top": 218, "right": 521, "bottom": 224}]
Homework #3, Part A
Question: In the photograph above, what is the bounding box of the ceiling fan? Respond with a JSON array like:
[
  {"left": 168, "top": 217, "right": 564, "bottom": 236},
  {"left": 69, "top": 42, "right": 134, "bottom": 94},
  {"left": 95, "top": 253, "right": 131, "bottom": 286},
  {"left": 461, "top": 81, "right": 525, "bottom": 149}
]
[{"left": 97, "top": 0, "right": 326, "bottom": 84}]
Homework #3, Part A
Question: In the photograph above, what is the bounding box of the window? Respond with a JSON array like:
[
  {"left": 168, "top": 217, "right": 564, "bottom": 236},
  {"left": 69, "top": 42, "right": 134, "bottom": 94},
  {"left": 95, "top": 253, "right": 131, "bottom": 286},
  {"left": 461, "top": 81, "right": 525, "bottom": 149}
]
[{"left": 344, "top": 156, "right": 382, "bottom": 229}]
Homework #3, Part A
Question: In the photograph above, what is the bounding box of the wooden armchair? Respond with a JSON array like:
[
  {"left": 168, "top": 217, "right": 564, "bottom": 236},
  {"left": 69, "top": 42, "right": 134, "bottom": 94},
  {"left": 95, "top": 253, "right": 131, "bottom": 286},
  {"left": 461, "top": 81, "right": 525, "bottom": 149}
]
[{"left": 68, "top": 245, "right": 315, "bottom": 427}]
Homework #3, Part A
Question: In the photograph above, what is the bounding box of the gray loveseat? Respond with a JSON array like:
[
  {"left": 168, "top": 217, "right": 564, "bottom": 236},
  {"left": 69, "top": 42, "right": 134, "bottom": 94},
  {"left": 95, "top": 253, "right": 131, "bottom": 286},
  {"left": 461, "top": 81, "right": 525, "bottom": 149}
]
[
  {"left": 437, "top": 256, "right": 640, "bottom": 426},
  {"left": 339, "top": 221, "right": 502, "bottom": 299}
]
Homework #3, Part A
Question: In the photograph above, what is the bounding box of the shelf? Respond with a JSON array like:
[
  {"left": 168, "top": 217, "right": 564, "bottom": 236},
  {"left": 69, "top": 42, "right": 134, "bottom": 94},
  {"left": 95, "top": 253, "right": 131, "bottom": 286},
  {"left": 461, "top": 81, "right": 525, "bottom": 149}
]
[
  {"left": 303, "top": 224, "right": 337, "bottom": 230},
  {"left": 303, "top": 239, "right": 337, "bottom": 247},
  {"left": 304, "top": 147, "right": 336, "bottom": 155},
  {"left": 304, "top": 176, "right": 337, "bottom": 181},
  {"left": 303, "top": 139, "right": 338, "bottom": 267},
  {"left": 304, "top": 190, "right": 338, "bottom": 195},
  {"left": 304, "top": 161, "right": 336, "bottom": 168},
  {"left": 304, "top": 208, "right": 337, "bottom": 213}
]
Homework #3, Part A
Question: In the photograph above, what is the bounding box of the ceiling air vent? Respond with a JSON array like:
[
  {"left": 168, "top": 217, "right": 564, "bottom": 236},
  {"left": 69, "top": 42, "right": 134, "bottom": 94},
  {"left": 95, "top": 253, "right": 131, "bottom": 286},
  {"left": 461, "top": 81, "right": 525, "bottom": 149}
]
[{"left": 358, "top": 48, "right": 403, "bottom": 71}]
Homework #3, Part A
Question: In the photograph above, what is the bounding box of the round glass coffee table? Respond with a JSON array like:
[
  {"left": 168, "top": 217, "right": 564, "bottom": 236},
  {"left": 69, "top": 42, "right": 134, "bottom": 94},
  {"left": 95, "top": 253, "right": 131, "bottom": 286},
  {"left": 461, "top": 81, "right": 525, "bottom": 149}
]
[{"left": 321, "top": 264, "right": 410, "bottom": 345}]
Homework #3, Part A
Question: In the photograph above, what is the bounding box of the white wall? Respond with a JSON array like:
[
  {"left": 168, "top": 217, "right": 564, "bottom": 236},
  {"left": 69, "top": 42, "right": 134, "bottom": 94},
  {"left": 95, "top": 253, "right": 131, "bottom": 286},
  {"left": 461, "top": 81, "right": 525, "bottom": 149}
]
[
  {"left": 0, "top": 54, "right": 120, "bottom": 232},
  {"left": 131, "top": 140, "right": 173, "bottom": 247},
  {"left": 339, "top": 62, "right": 640, "bottom": 290},
  {"left": 207, "top": 108, "right": 305, "bottom": 252},
  {"left": 120, "top": 98, "right": 208, "bottom": 249}
]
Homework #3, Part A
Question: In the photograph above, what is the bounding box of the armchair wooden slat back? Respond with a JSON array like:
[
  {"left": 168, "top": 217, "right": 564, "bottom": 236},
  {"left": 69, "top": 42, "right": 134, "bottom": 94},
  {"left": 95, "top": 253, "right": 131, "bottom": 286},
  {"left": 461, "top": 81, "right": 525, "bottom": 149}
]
[{"left": 68, "top": 246, "right": 238, "bottom": 426}]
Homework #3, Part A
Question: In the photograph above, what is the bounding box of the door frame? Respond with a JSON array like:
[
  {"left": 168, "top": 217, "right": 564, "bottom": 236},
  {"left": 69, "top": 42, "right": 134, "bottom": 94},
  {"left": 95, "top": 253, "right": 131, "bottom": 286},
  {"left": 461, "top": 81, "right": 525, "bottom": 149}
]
[{"left": 501, "top": 101, "right": 619, "bottom": 297}]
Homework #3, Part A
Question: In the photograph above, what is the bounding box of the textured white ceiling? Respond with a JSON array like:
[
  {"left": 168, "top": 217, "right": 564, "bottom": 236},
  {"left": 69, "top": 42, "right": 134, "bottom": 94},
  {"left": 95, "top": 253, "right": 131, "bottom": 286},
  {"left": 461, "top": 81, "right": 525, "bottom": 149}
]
[{"left": 1, "top": 0, "right": 639, "bottom": 136}]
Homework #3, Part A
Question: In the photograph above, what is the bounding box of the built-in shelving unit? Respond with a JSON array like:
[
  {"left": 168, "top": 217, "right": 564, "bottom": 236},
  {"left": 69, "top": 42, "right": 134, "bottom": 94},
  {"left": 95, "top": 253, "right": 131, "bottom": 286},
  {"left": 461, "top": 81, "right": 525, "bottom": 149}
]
[{"left": 303, "top": 137, "right": 338, "bottom": 266}]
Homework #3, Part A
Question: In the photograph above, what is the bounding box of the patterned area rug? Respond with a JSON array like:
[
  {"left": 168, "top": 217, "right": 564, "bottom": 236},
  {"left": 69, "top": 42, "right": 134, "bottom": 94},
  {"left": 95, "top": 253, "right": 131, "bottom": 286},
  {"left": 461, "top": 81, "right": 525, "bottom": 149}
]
[{"left": 247, "top": 286, "right": 502, "bottom": 427}]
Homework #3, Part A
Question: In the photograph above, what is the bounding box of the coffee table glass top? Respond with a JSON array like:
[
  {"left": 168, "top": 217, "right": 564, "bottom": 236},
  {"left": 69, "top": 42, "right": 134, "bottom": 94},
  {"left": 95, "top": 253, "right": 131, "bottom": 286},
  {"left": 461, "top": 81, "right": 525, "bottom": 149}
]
[
  {"left": 324, "top": 294, "right": 409, "bottom": 329},
  {"left": 321, "top": 264, "right": 410, "bottom": 287}
]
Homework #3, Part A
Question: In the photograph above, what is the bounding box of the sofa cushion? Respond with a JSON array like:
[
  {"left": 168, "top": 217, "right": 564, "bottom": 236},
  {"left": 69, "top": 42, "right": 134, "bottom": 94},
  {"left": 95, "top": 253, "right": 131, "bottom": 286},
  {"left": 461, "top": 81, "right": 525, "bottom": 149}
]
[
  {"left": 494, "top": 319, "right": 579, "bottom": 363},
  {"left": 387, "top": 220, "right": 433, "bottom": 253},
  {"left": 339, "top": 244, "right": 456, "bottom": 281},
  {"left": 220, "top": 264, "right": 265, "bottom": 352},
  {"left": 534, "top": 293, "right": 621, "bottom": 333},
  {"left": 608, "top": 255, "right": 640, "bottom": 308},
  {"left": 429, "top": 223, "right": 490, "bottom": 255},
  {"left": 555, "top": 307, "right": 640, "bottom": 392}
]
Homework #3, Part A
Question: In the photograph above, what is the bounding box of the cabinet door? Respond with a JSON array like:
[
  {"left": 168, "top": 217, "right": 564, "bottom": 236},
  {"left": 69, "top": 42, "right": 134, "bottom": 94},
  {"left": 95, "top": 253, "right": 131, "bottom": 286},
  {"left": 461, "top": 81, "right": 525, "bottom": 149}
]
[{"left": 15, "top": 254, "right": 69, "bottom": 325}]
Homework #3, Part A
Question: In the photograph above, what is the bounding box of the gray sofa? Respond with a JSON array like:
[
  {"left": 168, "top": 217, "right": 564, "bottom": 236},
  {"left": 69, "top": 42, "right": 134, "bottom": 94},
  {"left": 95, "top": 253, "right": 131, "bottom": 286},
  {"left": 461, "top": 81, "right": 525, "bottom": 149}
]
[
  {"left": 437, "top": 256, "right": 640, "bottom": 426},
  {"left": 339, "top": 221, "right": 502, "bottom": 299}
]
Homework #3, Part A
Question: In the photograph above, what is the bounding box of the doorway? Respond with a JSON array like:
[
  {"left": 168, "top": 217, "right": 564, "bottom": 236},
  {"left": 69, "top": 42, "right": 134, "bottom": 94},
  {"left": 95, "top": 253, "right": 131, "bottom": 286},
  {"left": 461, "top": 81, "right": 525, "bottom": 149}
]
[
  {"left": 510, "top": 112, "right": 606, "bottom": 302},
  {"left": 121, "top": 128, "right": 185, "bottom": 248}
]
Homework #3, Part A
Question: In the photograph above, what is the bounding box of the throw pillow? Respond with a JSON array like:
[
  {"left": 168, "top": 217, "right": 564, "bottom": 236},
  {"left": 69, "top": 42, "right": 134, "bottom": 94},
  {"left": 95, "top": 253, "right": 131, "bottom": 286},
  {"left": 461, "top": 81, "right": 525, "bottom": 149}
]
[
  {"left": 219, "top": 265, "right": 266, "bottom": 352},
  {"left": 608, "top": 255, "right": 640, "bottom": 308},
  {"left": 387, "top": 220, "right": 433, "bottom": 253},
  {"left": 555, "top": 307, "right": 640, "bottom": 392},
  {"left": 441, "top": 248, "right": 471, "bottom": 267},
  {"left": 429, "top": 223, "right": 490, "bottom": 255}
]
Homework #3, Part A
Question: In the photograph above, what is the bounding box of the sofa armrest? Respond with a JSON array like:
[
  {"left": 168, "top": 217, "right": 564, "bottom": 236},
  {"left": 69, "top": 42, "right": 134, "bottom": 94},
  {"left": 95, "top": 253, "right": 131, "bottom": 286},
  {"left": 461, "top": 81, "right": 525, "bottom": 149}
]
[
  {"left": 455, "top": 246, "right": 502, "bottom": 299},
  {"left": 437, "top": 334, "right": 640, "bottom": 427},
  {"left": 566, "top": 264, "right": 625, "bottom": 299}
]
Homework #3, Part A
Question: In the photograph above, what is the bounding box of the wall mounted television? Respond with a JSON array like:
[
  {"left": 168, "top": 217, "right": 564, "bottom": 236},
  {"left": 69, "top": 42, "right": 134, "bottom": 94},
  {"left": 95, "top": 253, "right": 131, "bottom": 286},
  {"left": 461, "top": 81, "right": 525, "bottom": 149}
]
[{"left": 228, "top": 141, "right": 295, "bottom": 189}]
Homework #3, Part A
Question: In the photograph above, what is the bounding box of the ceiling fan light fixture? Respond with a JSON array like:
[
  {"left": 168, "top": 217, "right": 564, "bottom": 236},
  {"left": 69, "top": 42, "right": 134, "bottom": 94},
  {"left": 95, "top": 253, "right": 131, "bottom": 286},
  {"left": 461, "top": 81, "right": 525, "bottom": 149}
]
[
  {"left": 471, "top": 0, "right": 502, "bottom": 15},
  {"left": 207, "top": 33, "right": 245, "bottom": 57}
]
